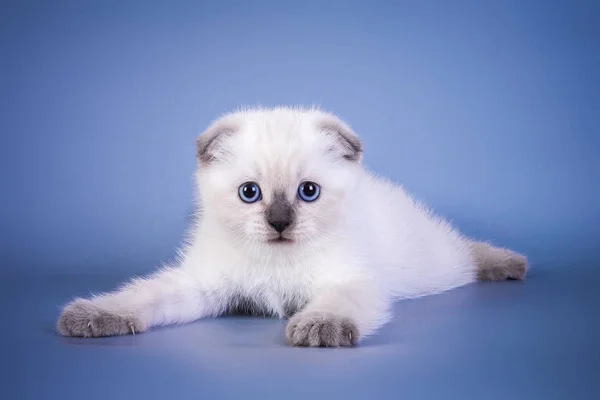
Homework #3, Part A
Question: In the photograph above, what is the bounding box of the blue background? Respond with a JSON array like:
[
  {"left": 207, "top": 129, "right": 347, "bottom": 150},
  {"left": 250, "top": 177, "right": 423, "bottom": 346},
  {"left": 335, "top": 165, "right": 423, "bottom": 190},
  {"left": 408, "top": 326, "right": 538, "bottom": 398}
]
[
  {"left": 2, "top": 0, "right": 599, "bottom": 276},
  {"left": 2, "top": 1, "right": 599, "bottom": 399}
]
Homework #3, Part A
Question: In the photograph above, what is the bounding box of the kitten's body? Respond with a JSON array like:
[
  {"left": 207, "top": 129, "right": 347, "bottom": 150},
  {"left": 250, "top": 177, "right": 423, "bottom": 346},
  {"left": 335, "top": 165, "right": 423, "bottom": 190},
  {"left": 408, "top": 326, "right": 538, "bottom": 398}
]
[{"left": 58, "top": 107, "right": 527, "bottom": 346}]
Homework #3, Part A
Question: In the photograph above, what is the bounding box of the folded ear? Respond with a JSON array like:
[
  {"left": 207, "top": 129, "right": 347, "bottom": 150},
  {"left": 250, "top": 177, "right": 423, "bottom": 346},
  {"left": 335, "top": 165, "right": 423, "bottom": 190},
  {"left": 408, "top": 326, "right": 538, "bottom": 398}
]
[
  {"left": 317, "top": 116, "right": 363, "bottom": 162},
  {"left": 196, "top": 120, "right": 239, "bottom": 164}
]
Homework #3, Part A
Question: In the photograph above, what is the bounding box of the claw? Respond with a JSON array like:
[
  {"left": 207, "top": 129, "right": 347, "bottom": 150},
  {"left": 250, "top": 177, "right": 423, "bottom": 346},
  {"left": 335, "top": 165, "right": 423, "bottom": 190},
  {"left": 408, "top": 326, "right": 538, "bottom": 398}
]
[{"left": 129, "top": 323, "right": 135, "bottom": 335}]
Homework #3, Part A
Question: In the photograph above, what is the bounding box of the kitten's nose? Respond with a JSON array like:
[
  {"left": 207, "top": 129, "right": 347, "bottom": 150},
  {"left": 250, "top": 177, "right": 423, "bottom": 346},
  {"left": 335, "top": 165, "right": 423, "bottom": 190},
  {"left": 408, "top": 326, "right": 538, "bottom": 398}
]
[
  {"left": 268, "top": 219, "right": 291, "bottom": 233},
  {"left": 265, "top": 193, "right": 295, "bottom": 234}
]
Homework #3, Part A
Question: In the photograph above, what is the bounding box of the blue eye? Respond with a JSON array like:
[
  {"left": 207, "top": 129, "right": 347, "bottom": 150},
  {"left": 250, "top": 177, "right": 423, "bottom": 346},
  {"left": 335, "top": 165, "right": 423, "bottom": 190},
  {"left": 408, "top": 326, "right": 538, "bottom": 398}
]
[
  {"left": 238, "top": 182, "right": 261, "bottom": 203},
  {"left": 298, "top": 181, "right": 320, "bottom": 202}
]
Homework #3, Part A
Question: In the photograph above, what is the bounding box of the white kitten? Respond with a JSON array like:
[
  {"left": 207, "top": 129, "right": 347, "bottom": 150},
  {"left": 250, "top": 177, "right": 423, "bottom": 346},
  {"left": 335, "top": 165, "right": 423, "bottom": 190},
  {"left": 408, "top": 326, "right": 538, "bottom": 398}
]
[{"left": 57, "top": 106, "right": 528, "bottom": 346}]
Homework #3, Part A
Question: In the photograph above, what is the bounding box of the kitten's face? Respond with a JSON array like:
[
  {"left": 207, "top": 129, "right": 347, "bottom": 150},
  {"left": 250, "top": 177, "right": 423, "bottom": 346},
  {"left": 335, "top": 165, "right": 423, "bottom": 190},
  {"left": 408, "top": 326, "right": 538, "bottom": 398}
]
[{"left": 195, "top": 108, "right": 362, "bottom": 250}]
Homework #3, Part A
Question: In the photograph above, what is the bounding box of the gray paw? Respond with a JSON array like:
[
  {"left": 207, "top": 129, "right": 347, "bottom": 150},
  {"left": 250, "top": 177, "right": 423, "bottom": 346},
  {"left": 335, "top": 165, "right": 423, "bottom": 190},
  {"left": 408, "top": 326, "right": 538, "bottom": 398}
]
[
  {"left": 470, "top": 241, "right": 529, "bottom": 282},
  {"left": 478, "top": 251, "right": 529, "bottom": 281},
  {"left": 285, "top": 311, "right": 359, "bottom": 347},
  {"left": 57, "top": 299, "right": 144, "bottom": 338}
]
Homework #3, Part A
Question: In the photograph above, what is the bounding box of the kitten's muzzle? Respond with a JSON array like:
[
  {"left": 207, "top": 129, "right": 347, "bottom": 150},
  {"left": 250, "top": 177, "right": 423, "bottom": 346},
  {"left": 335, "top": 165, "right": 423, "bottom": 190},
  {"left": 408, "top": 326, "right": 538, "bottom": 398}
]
[
  {"left": 266, "top": 194, "right": 295, "bottom": 234},
  {"left": 269, "top": 235, "right": 293, "bottom": 244}
]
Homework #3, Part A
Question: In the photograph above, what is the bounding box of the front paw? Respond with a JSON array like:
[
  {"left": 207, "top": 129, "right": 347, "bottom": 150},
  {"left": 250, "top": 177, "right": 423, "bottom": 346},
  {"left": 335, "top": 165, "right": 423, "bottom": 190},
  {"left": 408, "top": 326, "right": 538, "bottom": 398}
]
[
  {"left": 57, "top": 299, "right": 144, "bottom": 338},
  {"left": 285, "top": 311, "right": 359, "bottom": 347}
]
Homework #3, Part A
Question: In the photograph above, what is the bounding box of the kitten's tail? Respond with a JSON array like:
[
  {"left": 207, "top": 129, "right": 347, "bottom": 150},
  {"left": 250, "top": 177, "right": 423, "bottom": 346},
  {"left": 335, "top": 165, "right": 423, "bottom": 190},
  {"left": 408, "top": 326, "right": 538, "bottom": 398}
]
[{"left": 468, "top": 241, "right": 529, "bottom": 281}]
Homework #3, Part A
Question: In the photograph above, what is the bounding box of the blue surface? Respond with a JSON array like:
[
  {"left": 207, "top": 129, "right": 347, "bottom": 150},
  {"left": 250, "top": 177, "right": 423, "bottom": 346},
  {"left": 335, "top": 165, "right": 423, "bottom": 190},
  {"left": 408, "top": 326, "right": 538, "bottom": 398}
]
[
  {"left": 4, "top": 268, "right": 600, "bottom": 399},
  {"left": 2, "top": 1, "right": 599, "bottom": 399}
]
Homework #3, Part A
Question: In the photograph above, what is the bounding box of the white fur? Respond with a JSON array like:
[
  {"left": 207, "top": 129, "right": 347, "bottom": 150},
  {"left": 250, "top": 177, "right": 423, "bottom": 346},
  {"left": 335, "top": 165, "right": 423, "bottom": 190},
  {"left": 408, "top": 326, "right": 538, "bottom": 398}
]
[{"left": 64, "top": 107, "right": 479, "bottom": 342}]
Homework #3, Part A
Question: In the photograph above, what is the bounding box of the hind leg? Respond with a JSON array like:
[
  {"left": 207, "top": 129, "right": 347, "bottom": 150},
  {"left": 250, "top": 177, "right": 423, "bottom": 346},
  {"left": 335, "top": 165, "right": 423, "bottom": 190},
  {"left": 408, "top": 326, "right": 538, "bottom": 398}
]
[{"left": 469, "top": 241, "right": 528, "bottom": 281}]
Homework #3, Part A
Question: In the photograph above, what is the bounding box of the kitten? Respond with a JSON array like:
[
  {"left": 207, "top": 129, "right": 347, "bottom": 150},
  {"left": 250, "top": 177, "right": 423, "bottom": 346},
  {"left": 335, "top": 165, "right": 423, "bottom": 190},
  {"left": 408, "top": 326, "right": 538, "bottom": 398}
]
[{"left": 57, "top": 106, "right": 528, "bottom": 347}]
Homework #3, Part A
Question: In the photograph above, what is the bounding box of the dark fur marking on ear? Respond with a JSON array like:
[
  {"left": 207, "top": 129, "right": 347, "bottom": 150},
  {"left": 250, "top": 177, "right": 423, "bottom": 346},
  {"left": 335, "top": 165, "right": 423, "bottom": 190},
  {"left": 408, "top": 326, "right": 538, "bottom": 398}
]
[
  {"left": 318, "top": 120, "right": 363, "bottom": 162},
  {"left": 196, "top": 123, "right": 238, "bottom": 164}
]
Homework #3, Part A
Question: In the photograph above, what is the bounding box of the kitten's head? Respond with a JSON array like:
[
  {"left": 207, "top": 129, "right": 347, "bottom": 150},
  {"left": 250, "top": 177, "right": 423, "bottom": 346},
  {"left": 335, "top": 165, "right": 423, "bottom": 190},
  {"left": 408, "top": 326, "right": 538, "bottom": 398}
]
[{"left": 194, "top": 107, "right": 363, "bottom": 251}]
